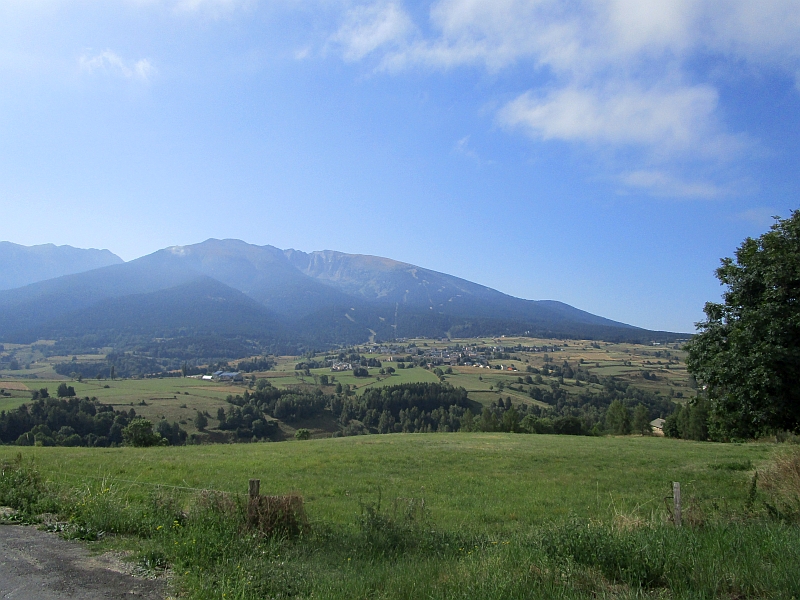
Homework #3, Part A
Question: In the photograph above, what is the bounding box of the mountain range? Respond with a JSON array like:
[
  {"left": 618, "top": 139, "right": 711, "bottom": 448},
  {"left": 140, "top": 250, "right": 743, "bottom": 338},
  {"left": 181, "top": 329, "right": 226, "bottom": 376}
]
[
  {"left": 0, "top": 242, "right": 122, "bottom": 291},
  {"left": 0, "top": 239, "right": 684, "bottom": 356}
]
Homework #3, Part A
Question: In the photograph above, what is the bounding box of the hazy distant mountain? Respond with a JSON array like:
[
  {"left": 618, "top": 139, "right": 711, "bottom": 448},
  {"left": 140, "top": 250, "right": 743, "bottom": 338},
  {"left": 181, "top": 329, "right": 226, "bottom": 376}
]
[
  {"left": 0, "top": 238, "right": 684, "bottom": 351},
  {"left": 0, "top": 242, "right": 123, "bottom": 291},
  {"left": 284, "top": 248, "right": 633, "bottom": 329}
]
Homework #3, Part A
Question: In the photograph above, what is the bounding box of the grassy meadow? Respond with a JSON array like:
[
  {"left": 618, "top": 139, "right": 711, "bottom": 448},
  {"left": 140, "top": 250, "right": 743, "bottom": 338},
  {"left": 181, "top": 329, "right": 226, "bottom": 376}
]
[
  {"left": 0, "top": 434, "right": 771, "bottom": 526},
  {"left": 2, "top": 434, "right": 799, "bottom": 599}
]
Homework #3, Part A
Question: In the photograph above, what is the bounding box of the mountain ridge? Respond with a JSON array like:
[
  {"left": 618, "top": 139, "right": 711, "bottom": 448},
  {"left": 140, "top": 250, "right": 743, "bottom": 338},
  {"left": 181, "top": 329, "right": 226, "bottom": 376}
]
[
  {"left": 0, "top": 242, "right": 123, "bottom": 291},
  {"left": 0, "top": 239, "right": 685, "bottom": 353}
]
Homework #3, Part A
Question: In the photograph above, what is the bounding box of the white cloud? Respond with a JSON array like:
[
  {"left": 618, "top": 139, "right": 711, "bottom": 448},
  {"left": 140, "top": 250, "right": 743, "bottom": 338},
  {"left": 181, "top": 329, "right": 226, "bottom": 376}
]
[
  {"left": 331, "top": 1, "right": 414, "bottom": 62},
  {"left": 382, "top": 0, "right": 800, "bottom": 73},
  {"left": 454, "top": 135, "right": 474, "bottom": 156},
  {"left": 79, "top": 51, "right": 155, "bottom": 81},
  {"left": 329, "top": 0, "right": 798, "bottom": 197},
  {"left": 620, "top": 170, "right": 723, "bottom": 199},
  {"left": 169, "top": 0, "right": 252, "bottom": 17},
  {"left": 498, "top": 83, "right": 735, "bottom": 156}
]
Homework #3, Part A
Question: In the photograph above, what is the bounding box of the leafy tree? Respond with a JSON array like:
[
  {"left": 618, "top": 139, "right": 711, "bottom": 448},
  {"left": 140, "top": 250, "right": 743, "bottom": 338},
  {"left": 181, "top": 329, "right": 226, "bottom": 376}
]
[
  {"left": 156, "top": 419, "right": 187, "bottom": 445},
  {"left": 663, "top": 399, "right": 710, "bottom": 441},
  {"left": 194, "top": 411, "right": 208, "bottom": 431},
  {"left": 502, "top": 407, "right": 521, "bottom": 433},
  {"left": 632, "top": 404, "right": 652, "bottom": 435},
  {"left": 552, "top": 416, "right": 583, "bottom": 435},
  {"left": 56, "top": 383, "right": 76, "bottom": 398},
  {"left": 121, "top": 418, "right": 165, "bottom": 447},
  {"left": 294, "top": 428, "right": 311, "bottom": 440},
  {"left": 605, "top": 400, "right": 631, "bottom": 435},
  {"left": 686, "top": 211, "right": 800, "bottom": 438},
  {"left": 460, "top": 409, "right": 474, "bottom": 432}
]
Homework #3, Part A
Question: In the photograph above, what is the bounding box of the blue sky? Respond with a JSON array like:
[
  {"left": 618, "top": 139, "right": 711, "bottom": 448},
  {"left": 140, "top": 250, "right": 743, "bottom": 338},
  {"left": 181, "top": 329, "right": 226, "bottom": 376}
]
[{"left": 1, "top": 0, "right": 799, "bottom": 333}]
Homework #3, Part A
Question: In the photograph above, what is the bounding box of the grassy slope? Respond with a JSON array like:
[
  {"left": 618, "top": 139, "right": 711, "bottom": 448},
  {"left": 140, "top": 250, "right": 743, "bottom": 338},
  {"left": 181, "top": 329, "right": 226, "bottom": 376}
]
[
  {"left": 1, "top": 434, "right": 770, "bottom": 529},
  {"left": 1, "top": 378, "right": 244, "bottom": 434}
]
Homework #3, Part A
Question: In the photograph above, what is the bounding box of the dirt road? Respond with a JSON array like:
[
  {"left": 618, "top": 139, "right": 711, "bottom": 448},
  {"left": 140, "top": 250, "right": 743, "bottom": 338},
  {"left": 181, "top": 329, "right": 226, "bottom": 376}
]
[{"left": 0, "top": 524, "right": 166, "bottom": 599}]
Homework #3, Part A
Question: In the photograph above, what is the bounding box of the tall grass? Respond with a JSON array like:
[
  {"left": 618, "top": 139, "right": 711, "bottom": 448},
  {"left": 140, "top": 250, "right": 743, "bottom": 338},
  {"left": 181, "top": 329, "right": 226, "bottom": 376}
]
[{"left": 759, "top": 446, "right": 800, "bottom": 521}]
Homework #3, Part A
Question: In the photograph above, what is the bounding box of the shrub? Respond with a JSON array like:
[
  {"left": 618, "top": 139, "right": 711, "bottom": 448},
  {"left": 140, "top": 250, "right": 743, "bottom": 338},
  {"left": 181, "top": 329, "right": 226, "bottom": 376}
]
[{"left": 247, "top": 493, "right": 307, "bottom": 538}]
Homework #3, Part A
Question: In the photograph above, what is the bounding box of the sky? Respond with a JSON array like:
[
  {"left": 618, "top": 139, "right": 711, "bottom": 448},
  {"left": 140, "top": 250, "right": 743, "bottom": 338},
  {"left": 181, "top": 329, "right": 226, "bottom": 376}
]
[{"left": 0, "top": 0, "right": 799, "bottom": 333}]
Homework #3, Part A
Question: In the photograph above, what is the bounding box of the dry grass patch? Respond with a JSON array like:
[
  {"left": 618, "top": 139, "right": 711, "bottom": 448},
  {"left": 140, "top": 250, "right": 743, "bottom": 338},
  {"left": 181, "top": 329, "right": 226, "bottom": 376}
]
[{"left": 759, "top": 446, "right": 800, "bottom": 521}]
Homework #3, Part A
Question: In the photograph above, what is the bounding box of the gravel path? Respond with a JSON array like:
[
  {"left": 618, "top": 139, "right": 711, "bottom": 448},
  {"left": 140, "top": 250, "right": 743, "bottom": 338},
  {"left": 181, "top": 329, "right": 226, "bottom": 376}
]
[{"left": 0, "top": 524, "right": 166, "bottom": 599}]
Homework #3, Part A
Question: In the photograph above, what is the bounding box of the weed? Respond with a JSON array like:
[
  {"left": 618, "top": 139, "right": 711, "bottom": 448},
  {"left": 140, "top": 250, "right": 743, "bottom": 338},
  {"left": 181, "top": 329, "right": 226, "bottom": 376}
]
[
  {"left": 247, "top": 493, "right": 307, "bottom": 538},
  {"left": 0, "top": 454, "right": 59, "bottom": 516}
]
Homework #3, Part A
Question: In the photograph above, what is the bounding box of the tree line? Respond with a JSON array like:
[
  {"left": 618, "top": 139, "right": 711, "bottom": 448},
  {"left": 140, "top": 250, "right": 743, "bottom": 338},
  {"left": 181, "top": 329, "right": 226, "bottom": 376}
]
[{"left": 0, "top": 396, "right": 187, "bottom": 447}]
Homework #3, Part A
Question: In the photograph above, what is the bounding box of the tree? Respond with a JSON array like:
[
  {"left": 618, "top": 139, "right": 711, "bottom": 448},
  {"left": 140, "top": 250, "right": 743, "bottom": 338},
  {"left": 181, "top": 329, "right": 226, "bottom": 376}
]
[
  {"left": 294, "top": 428, "right": 311, "bottom": 440},
  {"left": 56, "top": 383, "right": 76, "bottom": 398},
  {"left": 605, "top": 400, "right": 631, "bottom": 435},
  {"left": 632, "top": 404, "right": 652, "bottom": 435},
  {"left": 122, "top": 419, "right": 164, "bottom": 447},
  {"left": 686, "top": 211, "right": 800, "bottom": 438},
  {"left": 502, "top": 407, "right": 520, "bottom": 433},
  {"left": 460, "top": 409, "right": 474, "bottom": 432},
  {"left": 194, "top": 411, "right": 208, "bottom": 431}
]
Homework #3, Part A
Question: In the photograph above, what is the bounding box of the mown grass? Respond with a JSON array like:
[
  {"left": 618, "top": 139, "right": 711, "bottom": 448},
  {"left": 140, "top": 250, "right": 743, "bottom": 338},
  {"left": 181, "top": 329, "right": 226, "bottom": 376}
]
[{"left": 2, "top": 435, "right": 798, "bottom": 599}]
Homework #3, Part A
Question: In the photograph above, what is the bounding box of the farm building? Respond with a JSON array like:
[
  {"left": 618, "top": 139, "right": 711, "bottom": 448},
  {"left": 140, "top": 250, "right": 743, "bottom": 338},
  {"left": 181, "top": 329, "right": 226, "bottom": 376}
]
[
  {"left": 650, "top": 418, "right": 666, "bottom": 436},
  {"left": 213, "top": 371, "right": 243, "bottom": 382}
]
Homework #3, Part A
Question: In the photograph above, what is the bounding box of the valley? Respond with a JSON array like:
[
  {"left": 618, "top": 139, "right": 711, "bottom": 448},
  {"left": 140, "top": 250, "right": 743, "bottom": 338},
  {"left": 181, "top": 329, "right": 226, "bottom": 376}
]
[{"left": 1, "top": 336, "right": 693, "bottom": 440}]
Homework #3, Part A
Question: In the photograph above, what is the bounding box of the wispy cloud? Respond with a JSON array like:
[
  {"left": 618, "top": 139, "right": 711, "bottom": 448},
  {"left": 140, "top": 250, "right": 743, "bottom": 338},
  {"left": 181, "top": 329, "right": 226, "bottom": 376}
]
[
  {"left": 498, "top": 84, "right": 729, "bottom": 154},
  {"left": 79, "top": 50, "right": 155, "bottom": 81},
  {"left": 620, "top": 170, "right": 724, "bottom": 199},
  {"left": 169, "top": 0, "right": 252, "bottom": 17},
  {"left": 331, "top": 1, "right": 414, "bottom": 62},
  {"left": 326, "top": 0, "right": 800, "bottom": 198}
]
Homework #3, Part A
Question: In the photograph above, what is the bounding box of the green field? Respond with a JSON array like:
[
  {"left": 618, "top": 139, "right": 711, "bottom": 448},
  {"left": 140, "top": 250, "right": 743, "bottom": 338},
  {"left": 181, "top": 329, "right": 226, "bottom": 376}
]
[
  {"left": 0, "top": 397, "right": 28, "bottom": 412},
  {"left": 1, "top": 434, "right": 772, "bottom": 527},
  {"left": 3, "top": 435, "right": 798, "bottom": 599},
  {"left": 0, "top": 377, "right": 251, "bottom": 434}
]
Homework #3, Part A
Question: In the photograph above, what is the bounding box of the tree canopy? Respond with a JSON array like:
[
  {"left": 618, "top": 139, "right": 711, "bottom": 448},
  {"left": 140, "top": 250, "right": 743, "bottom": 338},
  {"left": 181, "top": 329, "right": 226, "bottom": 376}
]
[{"left": 686, "top": 210, "right": 800, "bottom": 438}]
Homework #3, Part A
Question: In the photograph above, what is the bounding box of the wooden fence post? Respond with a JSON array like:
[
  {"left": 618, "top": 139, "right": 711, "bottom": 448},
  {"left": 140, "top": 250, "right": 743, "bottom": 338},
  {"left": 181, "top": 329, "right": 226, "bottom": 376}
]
[
  {"left": 248, "top": 479, "right": 260, "bottom": 526},
  {"left": 673, "top": 481, "right": 681, "bottom": 527}
]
